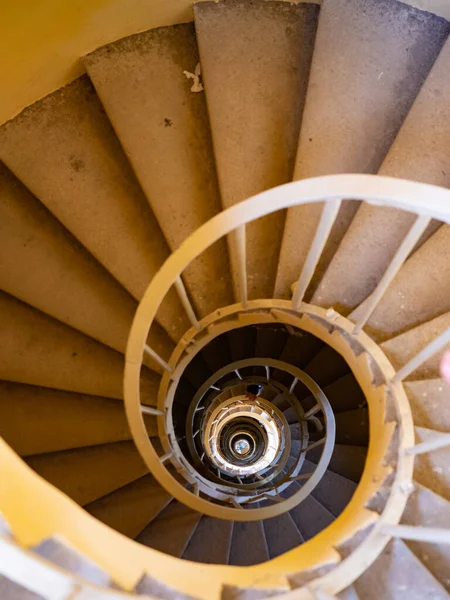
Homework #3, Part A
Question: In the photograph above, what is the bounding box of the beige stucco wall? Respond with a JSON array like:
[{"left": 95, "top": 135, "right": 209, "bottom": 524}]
[{"left": 0, "top": 0, "right": 449, "bottom": 125}]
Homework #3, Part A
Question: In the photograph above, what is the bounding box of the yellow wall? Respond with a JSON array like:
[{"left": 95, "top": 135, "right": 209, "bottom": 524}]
[{"left": 0, "top": 0, "right": 449, "bottom": 125}]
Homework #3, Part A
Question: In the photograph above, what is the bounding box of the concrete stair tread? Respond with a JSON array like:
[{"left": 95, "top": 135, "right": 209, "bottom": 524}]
[
  {"left": 299, "top": 346, "right": 350, "bottom": 401},
  {"left": 0, "top": 76, "right": 189, "bottom": 341},
  {"left": 351, "top": 226, "right": 450, "bottom": 343},
  {"left": 135, "top": 573, "right": 196, "bottom": 599},
  {"left": 263, "top": 512, "right": 304, "bottom": 559},
  {"left": 0, "top": 381, "right": 139, "bottom": 456},
  {"left": 194, "top": 0, "right": 318, "bottom": 299},
  {"left": 404, "top": 379, "right": 450, "bottom": 432},
  {"left": 26, "top": 441, "right": 149, "bottom": 506},
  {"left": 85, "top": 23, "right": 232, "bottom": 318},
  {"left": 183, "top": 353, "right": 212, "bottom": 390},
  {"left": 201, "top": 333, "right": 232, "bottom": 374},
  {"left": 136, "top": 499, "right": 201, "bottom": 558},
  {"left": 303, "top": 459, "right": 357, "bottom": 517},
  {"left": 287, "top": 486, "right": 335, "bottom": 541},
  {"left": 228, "top": 517, "right": 269, "bottom": 567},
  {"left": 401, "top": 481, "right": 450, "bottom": 593},
  {"left": 334, "top": 408, "right": 369, "bottom": 447},
  {"left": 0, "top": 576, "right": 44, "bottom": 599},
  {"left": 279, "top": 329, "right": 323, "bottom": 369},
  {"left": 254, "top": 325, "right": 290, "bottom": 360},
  {"left": 380, "top": 312, "right": 450, "bottom": 380},
  {"left": 85, "top": 474, "right": 172, "bottom": 540},
  {"left": 0, "top": 291, "right": 146, "bottom": 401},
  {"left": 0, "top": 291, "right": 159, "bottom": 404},
  {"left": 304, "top": 373, "right": 366, "bottom": 415},
  {"left": 182, "top": 516, "right": 233, "bottom": 565},
  {"left": 313, "top": 36, "right": 450, "bottom": 315},
  {"left": 32, "top": 536, "right": 112, "bottom": 587},
  {"left": 227, "top": 328, "right": 257, "bottom": 362},
  {"left": 220, "top": 584, "right": 289, "bottom": 600},
  {"left": 307, "top": 443, "right": 367, "bottom": 483},
  {"left": 275, "top": 0, "right": 449, "bottom": 299},
  {"left": 412, "top": 426, "right": 450, "bottom": 503},
  {"left": 0, "top": 163, "right": 171, "bottom": 363},
  {"left": 353, "top": 538, "right": 449, "bottom": 600}
]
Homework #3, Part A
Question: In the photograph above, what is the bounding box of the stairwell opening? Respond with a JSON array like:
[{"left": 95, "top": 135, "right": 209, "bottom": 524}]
[{"left": 148, "top": 322, "right": 370, "bottom": 565}]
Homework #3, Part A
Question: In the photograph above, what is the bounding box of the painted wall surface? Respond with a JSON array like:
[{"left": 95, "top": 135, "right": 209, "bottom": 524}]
[{"left": 0, "top": 0, "right": 449, "bottom": 125}]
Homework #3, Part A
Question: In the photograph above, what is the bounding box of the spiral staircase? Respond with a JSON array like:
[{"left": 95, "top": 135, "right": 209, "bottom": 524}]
[{"left": 1, "top": 0, "right": 450, "bottom": 598}]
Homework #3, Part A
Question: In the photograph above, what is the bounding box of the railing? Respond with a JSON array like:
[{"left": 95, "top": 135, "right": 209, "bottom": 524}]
[
  {"left": 124, "top": 174, "right": 450, "bottom": 588},
  {"left": 1, "top": 175, "right": 450, "bottom": 599}
]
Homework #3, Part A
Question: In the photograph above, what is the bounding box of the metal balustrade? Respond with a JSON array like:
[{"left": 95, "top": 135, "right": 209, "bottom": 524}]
[
  {"left": 124, "top": 174, "right": 450, "bottom": 592},
  {"left": 2, "top": 174, "right": 450, "bottom": 599}
]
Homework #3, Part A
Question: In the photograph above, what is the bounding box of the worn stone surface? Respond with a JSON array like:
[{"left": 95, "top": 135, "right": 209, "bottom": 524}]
[
  {"left": 136, "top": 500, "right": 201, "bottom": 558},
  {"left": 404, "top": 379, "right": 450, "bottom": 432},
  {"left": 195, "top": 0, "right": 319, "bottom": 299},
  {"left": 26, "top": 441, "right": 149, "bottom": 506},
  {"left": 276, "top": 0, "right": 449, "bottom": 300},
  {"left": 86, "top": 474, "right": 172, "bottom": 540},
  {"left": 314, "top": 36, "right": 450, "bottom": 314},
  {"left": 353, "top": 538, "right": 448, "bottom": 599},
  {"left": 0, "top": 163, "right": 172, "bottom": 367},
  {"left": 412, "top": 427, "right": 450, "bottom": 502},
  {"left": 85, "top": 23, "right": 233, "bottom": 318},
  {"left": 0, "top": 76, "right": 189, "bottom": 341},
  {"left": 183, "top": 516, "right": 233, "bottom": 564},
  {"left": 380, "top": 311, "right": 450, "bottom": 379},
  {"left": 0, "top": 291, "right": 159, "bottom": 402},
  {"left": 0, "top": 381, "right": 139, "bottom": 456},
  {"left": 402, "top": 482, "right": 450, "bottom": 592}
]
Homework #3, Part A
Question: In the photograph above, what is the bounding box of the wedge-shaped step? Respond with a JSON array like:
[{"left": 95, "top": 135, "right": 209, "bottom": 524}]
[
  {"left": 307, "top": 444, "right": 367, "bottom": 483},
  {"left": 254, "top": 325, "right": 289, "bottom": 360},
  {"left": 299, "top": 346, "right": 350, "bottom": 401},
  {"left": 302, "top": 374, "right": 366, "bottom": 415},
  {"left": 0, "top": 577, "right": 43, "bottom": 599},
  {"left": 136, "top": 573, "right": 197, "bottom": 600},
  {"left": 304, "top": 459, "right": 357, "bottom": 517},
  {"left": 182, "top": 516, "right": 233, "bottom": 565},
  {"left": 275, "top": 0, "right": 449, "bottom": 299},
  {"left": 404, "top": 379, "right": 450, "bottom": 432},
  {"left": 0, "top": 381, "right": 134, "bottom": 456},
  {"left": 86, "top": 474, "right": 172, "bottom": 539},
  {"left": 351, "top": 226, "right": 450, "bottom": 342},
  {"left": 221, "top": 584, "right": 288, "bottom": 600},
  {"left": 136, "top": 499, "right": 201, "bottom": 558},
  {"left": 201, "top": 333, "right": 232, "bottom": 374},
  {"left": 314, "top": 36, "right": 450, "bottom": 314},
  {"left": 228, "top": 327, "right": 257, "bottom": 362},
  {"left": 334, "top": 408, "right": 369, "bottom": 446},
  {"left": 412, "top": 427, "right": 450, "bottom": 502},
  {"left": 0, "top": 291, "right": 159, "bottom": 402},
  {"left": 402, "top": 482, "right": 450, "bottom": 593},
  {"left": 287, "top": 485, "right": 335, "bottom": 541},
  {"left": 263, "top": 512, "right": 304, "bottom": 559},
  {"left": 195, "top": 0, "right": 319, "bottom": 299},
  {"left": 0, "top": 163, "right": 171, "bottom": 361},
  {"left": 381, "top": 312, "right": 450, "bottom": 380},
  {"left": 85, "top": 24, "right": 232, "bottom": 318},
  {"left": 0, "top": 76, "right": 188, "bottom": 341},
  {"left": 228, "top": 519, "right": 269, "bottom": 566},
  {"left": 26, "top": 441, "right": 149, "bottom": 506},
  {"left": 32, "top": 536, "right": 112, "bottom": 586},
  {"left": 279, "top": 329, "right": 323, "bottom": 369},
  {"left": 353, "top": 538, "right": 448, "bottom": 599}
]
